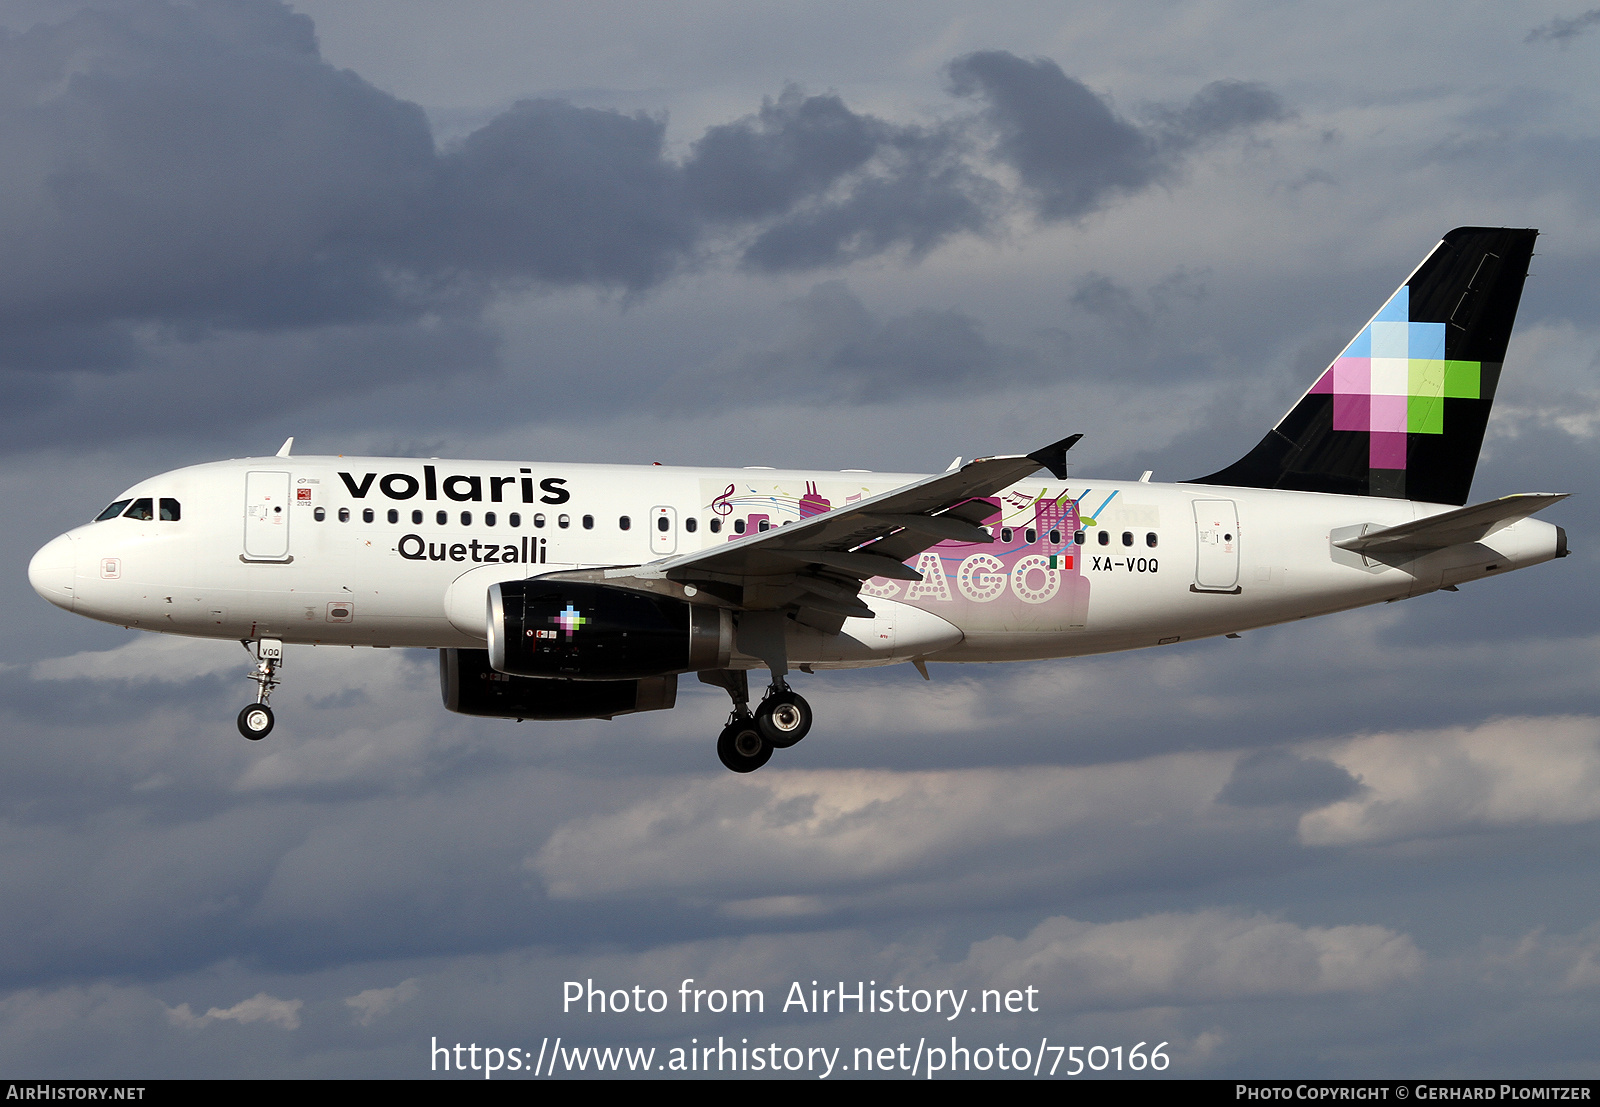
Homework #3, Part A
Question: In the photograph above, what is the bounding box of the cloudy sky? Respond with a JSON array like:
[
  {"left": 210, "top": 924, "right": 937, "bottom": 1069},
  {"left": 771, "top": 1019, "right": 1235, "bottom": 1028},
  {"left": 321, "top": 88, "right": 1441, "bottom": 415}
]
[{"left": 3, "top": 0, "right": 1600, "bottom": 1080}]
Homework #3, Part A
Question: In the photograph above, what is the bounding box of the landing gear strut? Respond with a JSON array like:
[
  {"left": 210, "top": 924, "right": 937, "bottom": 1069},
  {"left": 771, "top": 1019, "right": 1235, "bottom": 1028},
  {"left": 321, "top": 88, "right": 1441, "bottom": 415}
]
[
  {"left": 237, "top": 638, "right": 282, "bottom": 740},
  {"left": 700, "top": 669, "right": 814, "bottom": 772}
]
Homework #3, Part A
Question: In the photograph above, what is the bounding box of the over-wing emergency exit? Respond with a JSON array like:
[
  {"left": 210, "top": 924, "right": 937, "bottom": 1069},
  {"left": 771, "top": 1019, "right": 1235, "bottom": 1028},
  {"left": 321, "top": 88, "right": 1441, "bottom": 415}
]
[{"left": 29, "top": 228, "right": 1568, "bottom": 771}]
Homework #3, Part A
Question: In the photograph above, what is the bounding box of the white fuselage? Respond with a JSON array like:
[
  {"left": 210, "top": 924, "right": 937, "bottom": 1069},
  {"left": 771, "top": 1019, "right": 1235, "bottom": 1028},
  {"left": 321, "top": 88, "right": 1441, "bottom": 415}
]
[{"left": 28, "top": 455, "right": 1563, "bottom": 669}]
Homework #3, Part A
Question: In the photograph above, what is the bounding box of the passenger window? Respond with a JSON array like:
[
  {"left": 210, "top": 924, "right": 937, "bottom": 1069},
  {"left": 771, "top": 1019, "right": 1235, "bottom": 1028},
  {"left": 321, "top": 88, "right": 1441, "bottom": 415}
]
[
  {"left": 510, "top": 512, "right": 522, "bottom": 527},
  {"left": 95, "top": 500, "right": 132, "bottom": 522},
  {"left": 656, "top": 516, "right": 670, "bottom": 532},
  {"left": 363, "top": 508, "right": 374, "bottom": 523},
  {"left": 685, "top": 517, "right": 697, "bottom": 533},
  {"left": 734, "top": 519, "right": 746, "bottom": 534},
  {"left": 1122, "top": 531, "right": 1134, "bottom": 546},
  {"left": 338, "top": 507, "right": 350, "bottom": 523},
  {"left": 1146, "top": 532, "right": 1158, "bottom": 548},
  {"left": 412, "top": 510, "right": 424, "bottom": 525},
  {"left": 1025, "top": 528, "right": 1037, "bottom": 544},
  {"left": 758, "top": 520, "right": 770, "bottom": 532},
  {"left": 436, "top": 511, "right": 447, "bottom": 525},
  {"left": 123, "top": 498, "right": 154, "bottom": 521},
  {"left": 1049, "top": 529, "right": 1060, "bottom": 545},
  {"left": 314, "top": 507, "right": 326, "bottom": 522},
  {"left": 159, "top": 498, "right": 181, "bottom": 521},
  {"left": 387, "top": 509, "right": 398, "bottom": 524},
  {"left": 1097, "top": 530, "right": 1110, "bottom": 546},
  {"left": 582, "top": 515, "right": 594, "bottom": 530},
  {"left": 533, "top": 513, "right": 545, "bottom": 528},
  {"left": 558, "top": 514, "right": 570, "bottom": 529},
  {"left": 710, "top": 518, "right": 722, "bottom": 534},
  {"left": 1074, "top": 530, "right": 1085, "bottom": 545},
  {"left": 461, "top": 512, "right": 471, "bottom": 525},
  {"left": 1001, "top": 527, "right": 1013, "bottom": 543},
  {"left": 619, "top": 516, "right": 631, "bottom": 531},
  {"left": 485, "top": 512, "right": 496, "bottom": 527}
]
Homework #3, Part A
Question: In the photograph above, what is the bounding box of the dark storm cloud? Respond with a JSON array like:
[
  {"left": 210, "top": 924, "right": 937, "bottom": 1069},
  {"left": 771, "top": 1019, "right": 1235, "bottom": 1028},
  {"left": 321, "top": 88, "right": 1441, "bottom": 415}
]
[
  {"left": 1070, "top": 274, "right": 1152, "bottom": 334},
  {"left": 1525, "top": 9, "right": 1600, "bottom": 44},
  {"left": 948, "top": 50, "right": 1158, "bottom": 219},
  {"left": 1217, "top": 749, "right": 1365, "bottom": 808},
  {"left": 422, "top": 99, "right": 692, "bottom": 289},
  {"left": 0, "top": 0, "right": 437, "bottom": 337},
  {"left": 948, "top": 51, "right": 1286, "bottom": 221},
  {"left": 678, "top": 280, "right": 1034, "bottom": 404},
  {"left": 0, "top": 2, "right": 1287, "bottom": 396},
  {"left": 699, "top": 89, "right": 993, "bottom": 271},
  {"left": 685, "top": 87, "right": 885, "bottom": 222},
  {"left": 1149, "top": 78, "right": 1292, "bottom": 149}
]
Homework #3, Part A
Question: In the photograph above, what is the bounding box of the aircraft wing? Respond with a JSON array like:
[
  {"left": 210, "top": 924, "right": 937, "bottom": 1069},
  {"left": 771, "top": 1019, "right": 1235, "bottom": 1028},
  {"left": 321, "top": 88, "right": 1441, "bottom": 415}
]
[
  {"left": 585, "top": 434, "right": 1081, "bottom": 620},
  {"left": 1334, "top": 492, "right": 1568, "bottom": 557}
]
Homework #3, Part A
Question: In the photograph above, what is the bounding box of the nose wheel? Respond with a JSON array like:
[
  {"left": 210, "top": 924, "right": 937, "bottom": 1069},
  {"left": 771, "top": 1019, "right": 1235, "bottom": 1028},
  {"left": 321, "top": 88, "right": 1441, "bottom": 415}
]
[
  {"left": 237, "top": 638, "right": 283, "bottom": 741},
  {"left": 237, "top": 703, "right": 275, "bottom": 740}
]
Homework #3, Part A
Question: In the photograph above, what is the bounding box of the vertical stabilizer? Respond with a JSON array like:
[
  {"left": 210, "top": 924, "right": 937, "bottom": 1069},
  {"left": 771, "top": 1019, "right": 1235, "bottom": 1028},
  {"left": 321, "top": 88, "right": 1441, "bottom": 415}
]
[{"left": 1190, "top": 227, "right": 1537, "bottom": 504}]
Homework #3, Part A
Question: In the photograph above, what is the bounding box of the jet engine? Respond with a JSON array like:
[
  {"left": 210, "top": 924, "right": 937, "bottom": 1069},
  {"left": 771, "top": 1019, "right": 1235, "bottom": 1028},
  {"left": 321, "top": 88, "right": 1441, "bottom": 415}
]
[
  {"left": 487, "top": 580, "right": 732, "bottom": 680},
  {"left": 440, "top": 647, "right": 677, "bottom": 720}
]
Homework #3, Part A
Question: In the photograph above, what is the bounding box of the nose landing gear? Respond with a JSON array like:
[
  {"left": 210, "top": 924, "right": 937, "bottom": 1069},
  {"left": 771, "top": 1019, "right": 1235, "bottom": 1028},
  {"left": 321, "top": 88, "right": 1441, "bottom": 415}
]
[{"left": 237, "top": 638, "right": 282, "bottom": 740}]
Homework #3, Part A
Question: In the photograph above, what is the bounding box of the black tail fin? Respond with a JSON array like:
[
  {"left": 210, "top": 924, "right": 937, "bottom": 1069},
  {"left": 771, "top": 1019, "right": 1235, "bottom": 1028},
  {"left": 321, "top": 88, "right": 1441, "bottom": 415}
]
[{"left": 1190, "top": 227, "right": 1537, "bottom": 505}]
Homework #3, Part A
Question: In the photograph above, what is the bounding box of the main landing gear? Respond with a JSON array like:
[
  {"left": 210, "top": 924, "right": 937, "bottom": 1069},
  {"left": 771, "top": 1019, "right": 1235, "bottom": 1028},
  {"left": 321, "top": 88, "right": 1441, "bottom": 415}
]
[
  {"left": 237, "top": 638, "right": 282, "bottom": 740},
  {"left": 702, "top": 670, "right": 813, "bottom": 773}
]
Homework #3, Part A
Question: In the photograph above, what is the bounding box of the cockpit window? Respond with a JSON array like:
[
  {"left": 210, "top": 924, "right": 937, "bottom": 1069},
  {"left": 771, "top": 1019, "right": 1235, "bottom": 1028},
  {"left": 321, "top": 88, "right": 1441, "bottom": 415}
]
[
  {"left": 95, "top": 499, "right": 132, "bottom": 522},
  {"left": 159, "top": 498, "right": 181, "bottom": 521},
  {"left": 122, "top": 498, "right": 154, "bottom": 521}
]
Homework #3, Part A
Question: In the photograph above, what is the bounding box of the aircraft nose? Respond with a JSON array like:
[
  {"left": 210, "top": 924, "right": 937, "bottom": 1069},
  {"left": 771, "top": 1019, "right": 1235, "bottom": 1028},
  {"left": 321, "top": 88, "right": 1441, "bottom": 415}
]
[{"left": 28, "top": 533, "right": 76, "bottom": 611}]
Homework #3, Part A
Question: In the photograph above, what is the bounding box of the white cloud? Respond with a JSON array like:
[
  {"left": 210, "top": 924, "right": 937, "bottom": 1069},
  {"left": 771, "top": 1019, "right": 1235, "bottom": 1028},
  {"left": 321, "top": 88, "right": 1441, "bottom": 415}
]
[
  {"left": 1300, "top": 716, "right": 1600, "bottom": 846},
  {"left": 531, "top": 755, "right": 1235, "bottom": 900},
  {"left": 167, "top": 992, "right": 303, "bottom": 1030},
  {"left": 345, "top": 978, "right": 420, "bottom": 1026},
  {"left": 32, "top": 635, "right": 243, "bottom": 683},
  {"left": 957, "top": 910, "right": 1423, "bottom": 1007}
]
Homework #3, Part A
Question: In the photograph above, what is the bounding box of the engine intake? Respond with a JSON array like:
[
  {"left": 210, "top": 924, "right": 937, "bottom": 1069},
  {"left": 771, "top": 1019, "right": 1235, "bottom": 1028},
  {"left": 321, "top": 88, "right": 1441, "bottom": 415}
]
[
  {"left": 440, "top": 648, "right": 677, "bottom": 720},
  {"left": 488, "top": 580, "right": 732, "bottom": 679}
]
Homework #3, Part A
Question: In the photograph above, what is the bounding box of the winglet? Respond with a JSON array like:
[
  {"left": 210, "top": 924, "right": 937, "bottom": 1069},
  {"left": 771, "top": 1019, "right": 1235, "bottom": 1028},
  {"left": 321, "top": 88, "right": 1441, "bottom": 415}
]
[
  {"left": 276, "top": 437, "right": 294, "bottom": 458},
  {"left": 1026, "top": 433, "right": 1083, "bottom": 480}
]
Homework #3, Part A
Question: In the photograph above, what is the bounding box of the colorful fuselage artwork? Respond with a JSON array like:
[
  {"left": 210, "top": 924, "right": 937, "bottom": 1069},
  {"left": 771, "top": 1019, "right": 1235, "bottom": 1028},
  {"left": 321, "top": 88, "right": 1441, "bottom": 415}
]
[{"left": 701, "top": 479, "right": 1106, "bottom": 630}]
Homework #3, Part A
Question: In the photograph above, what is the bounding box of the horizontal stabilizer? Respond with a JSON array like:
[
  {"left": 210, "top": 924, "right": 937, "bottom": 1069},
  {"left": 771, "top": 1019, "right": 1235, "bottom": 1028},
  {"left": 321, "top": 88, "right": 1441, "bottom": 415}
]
[{"left": 1334, "top": 492, "right": 1567, "bottom": 556}]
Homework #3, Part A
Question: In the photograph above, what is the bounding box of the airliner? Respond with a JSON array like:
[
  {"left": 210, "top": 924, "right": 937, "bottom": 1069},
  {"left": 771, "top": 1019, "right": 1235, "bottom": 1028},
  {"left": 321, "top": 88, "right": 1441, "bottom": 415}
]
[{"left": 28, "top": 228, "right": 1568, "bottom": 771}]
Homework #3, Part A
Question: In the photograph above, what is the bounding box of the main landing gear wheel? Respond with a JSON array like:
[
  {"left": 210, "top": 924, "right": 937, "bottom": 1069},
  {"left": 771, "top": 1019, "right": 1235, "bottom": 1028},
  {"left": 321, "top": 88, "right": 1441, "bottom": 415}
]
[
  {"left": 237, "top": 703, "right": 275, "bottom": 740},
  {"left": 717, "top": 715, "right": 772, "bottom": 773},
  {"left": 756, "top": 688, "right": 812, "bottom": 748}
]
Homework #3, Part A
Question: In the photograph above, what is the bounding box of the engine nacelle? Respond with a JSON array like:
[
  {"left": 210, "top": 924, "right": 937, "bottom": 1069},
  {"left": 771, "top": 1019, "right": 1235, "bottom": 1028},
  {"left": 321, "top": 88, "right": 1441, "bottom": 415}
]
[
  {"left": 487, "top": 580, "right": 732, "bottom": 680},
  {"left": 440, "top": 648, "right": 677, "bottom": 720}
]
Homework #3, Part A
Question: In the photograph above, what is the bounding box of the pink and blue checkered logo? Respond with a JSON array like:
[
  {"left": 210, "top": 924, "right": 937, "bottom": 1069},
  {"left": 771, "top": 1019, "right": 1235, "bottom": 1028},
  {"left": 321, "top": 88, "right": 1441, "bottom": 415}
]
[
  {"left": 553, "top": 604, "right": 589, "bottom": 640},
  {"left": 1307, "top": 287, "right": 1481, "bottom": 471}
]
